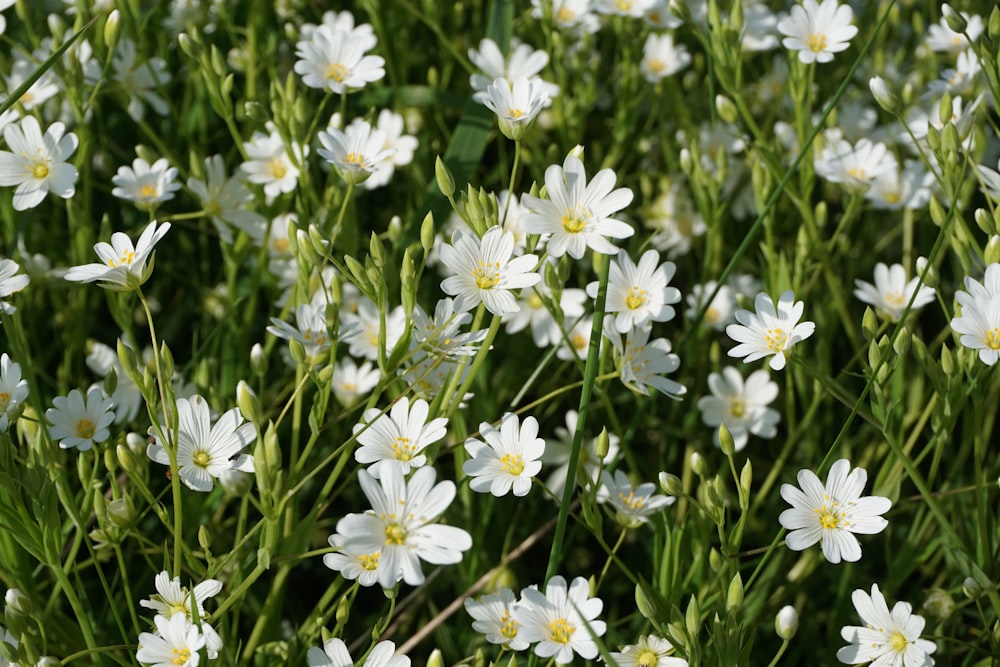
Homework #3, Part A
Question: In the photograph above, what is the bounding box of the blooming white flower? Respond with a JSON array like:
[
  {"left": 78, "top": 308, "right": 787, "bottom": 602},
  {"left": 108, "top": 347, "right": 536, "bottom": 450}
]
[
  {"left": 322, "top": 534, "right": 382, "bottom": 587},
  {"left": 64, "top": 221, "right": 171, "bottom": 291},
  {"left": 46, "top": 387, "right": 115, "bottom": 451},
  {"left": 854, "top": 262, "right": 936, "bottom": 322},
  {"left": 353, "top": 396, "right": 448, "bottom": 479},
  {"left": 513, "top": 575, "right": 606, "bottom": 663},
  {"left": 308, "top": 638, "right": 409, "bottom": 667},
  {"left": 645, "top": 182, "right": 706, "bottom": 258},
  {"left": 542, "top": 410, "right": 619, "bottom": 497},
  {"left": 294, "top": 25, "right": 385, "bottom": 93},
  {"left": 593, "top": 0, "right": 655, "bottom": 17},
  {"left": 950, "top": 289, "right": 1000, "bottom": 365},
  {"left": 469, "top": 38, "right": 558, "bottom": 102},
  {"left": 240, "top": 126, "right": 304, "bottom": 202},
  {"left": 86, "top": 340, "right": 142, "bottom": 424},
  {"left": 361, "top": 109, "right": 419, "bottom": 190},
  {"left": 926, "top": 9, "right": 982, "bottom": 54},
  {"left": 465, "top": 587, "right": 529, "bottom": 650},
  {"left": 187, "top": 154, "right": 266, "bottom": 242},
  {"left": 865, "top": 161, "right": 933, "bottom": 211},
  {"left": 300, "top": 10, "right": 377, "bottom": 50},
  {"left": 815, "top": 137, "right": 897, "bottom": 190},
  {"left": 779, "top": 459, "right": 891, "bottom": 564},
  {"left": 644, "top": 0, "right": 683, "bottom": 29},
  {"left": 332, "top": 465, "right": 473, "bottom": 589},
  {"left": 522, "top": 155, "right": 634, "bottom": 259},
  {"left": 640, "top": 33, "right": 691, "bottom": 83},
  {"left": 112, "top": 38, "right": 171, "bottom": 120},
  {"left": 0, "top": 116, "right": 78, "bottom": 211},
  {"left": 726, "top": 290, "right": 815, "bottom": 371},
  {"left": 531, "top": 0, "right": 599, "bottom": 34},
  {"left": 697, "top": 367, "right": 780, "bottom": 451},
  {"left": 318, "top": 119, "right": 396, "bottom": 185},
  {"left": 139, "top": 571, "right": 223, "bottom": 659},
  {"left": 954, "top": 263, "right": 1000, "bottom": 306},
  {"left": 604, "top": 321, "right": 686, "bottom": 399},
  {"left": 777, "top": 0, "right": 858, "bottom": 64},
  {"left": 267, "top": 303, "right": 340, "bottom": 363},
  {"left": 611, "top": 635, "right": 688, "bottom": 667},
  {"left": 554, "top": 314, "right": 594, "bottom": 361},
  {"left": 341, "top": 300, "right": 407, "bottom": 362},
  {"left": 927, "top": 49, "right": 982, "bottom": 98},
  {"left": 0, "top": 353, "right": 28, "bottom": 431},
  {"left": 464, "top": 413, "right": 545, "bottom": 497},
  {"left": 5, "top": 58, "right": 60, "bottom": 110},
  {"left": 590, "top": 249, "right": 681, "bottom": 334},
  {"left": 837, "top": 584, "right": 936, "bottom": 667},
  {"left": 411, "top": 298, "right": 488, "bottom": 359},
  {"left": 147, "top": 396, "right": 256, "bottom": 492},
  {"left": 0, "top": 258, "right": 29, "bottom": 314},
  {"left": 331, "top": 357, "right": 380, "bottom": 405},
  {"left": 439, "top": 227, "right": 541, "bottom": 316},
  {"left": 503, "top": 281, "right": 587, "bottom": 348},
  {"left": 111, "top": 157, "right": 181, "bottom": 210},
  {"left": 480, "top": 76, "right": 550, "bottom": 140},
  {"left": 135, "top": 613, "right": 205, "bottom": 667},
  {"left": 741, "top": 2, "right": 783, "bottom": 52},
  {"left": 599, "top": 470, "right": 675, "bottom": 527},
  {"left": 686, "top": 281, "right": 737, "bottom": 331}
]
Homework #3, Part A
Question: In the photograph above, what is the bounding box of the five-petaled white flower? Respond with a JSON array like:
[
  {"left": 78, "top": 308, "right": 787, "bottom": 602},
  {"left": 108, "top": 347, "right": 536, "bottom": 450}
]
[
  {"left": 837, "top": 584, "right": 937, "bottom": 667},
  {"left": 332, "top": 465, "right": 472, "bottom": 589},
  {"left": 465, "top": 587, "right": 529, "bottom": 651},
  {"left": 353, "top": 396, "right": 448, "bottom": 479},
  {"left": 779, "top": 459, "right": 891, "bottom": 564},
  {"left": 46, "top": 386, "right": 115, "bottom": 451},
  {"left": 604, "top": 320, "right": 687, "bottom": 399},
  {"left": 726, "top": 290, "right": 815, "bottom": 371},
  {"left": 521, "top": 155, "right": 634, "bottom": 259},
  {"left": 147, "top": 396, "right": 256, "bottom": 492},
  {"left": 139, "top": 571, "right": 224, "bottom": 659},
  {"left": 318, "top": 118, "right": 396, "bottom": 185},
  {"left": 950, "top": 263, "right": 1000, "bottom": 366},
  {"left": 135, "top": 613, "right": 205, "bottom": 667},
  {"left": 590, "top": 249, "right": 681, "bottom": 333},
  {"left": 439, "top": 226, "right": 541, "bottom": 316},
  {"left": 513, "top": 575, "right": 606, "bottom": 664},
  {"left": 854, "top": 262, "right": 936, "bottom": 322},
  {"left": 598, "top": 469, "right": 675, "bottom": 527},
  {"left": 0, "top": 353, "right": 29, "bottom": 431},
  {"left": 777, "top": 0, "right": 858, "bottom": 64},
  {"left": 64, "top": 221, "right": 171, "bottom": 291},
  {"left": 463, "top": 413, "right": 545, "bottom": 497},
  {"left": 240, "top": 126, "right": 304, "bottom": 202},
  {"left": 322, "top": 534, "right": 382, "bottom": 587},
  {"left": 0, "top": 115, "right": 78, "bottom": 210},
  {"left": 480, "top": 76, "right": 550, "bottom": 140},
  {"left": 187, "top": 154, "right": 266, "bottom": 243},
  {"left": 697, "top": 367, "right": 780, "bottom": 451},
  {"left": 0, "top": 258, "right": 29, "bottom": 314},
  {"left": 307, "top": 638, "right": 409, "bottom": 667},
  {"left": 610, "top": 634, "right": 689, "bottom": 667},
  {"left": 111, "top": 157, "right": 181, "bottom": 210},
  {"left": 294, "top": 25, "right": 385, "bottom": 94}
]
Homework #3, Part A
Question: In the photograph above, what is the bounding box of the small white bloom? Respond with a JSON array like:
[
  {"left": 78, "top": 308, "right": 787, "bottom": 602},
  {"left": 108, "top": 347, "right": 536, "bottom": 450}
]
[
  {"left": 610, "top": 634, "right": 688, "bottom": 667},
  {"left": 0, "top": 116, "right": 78, "bottom": 211},
  {"left": 147, "top": 396, "right": 256, "bottom": 492},
  {"left": 950, "top": 287, "right": 1000, "bottom": 365},
  {"left": 318, "top": 118, "right": 396, "bottom": 185},
  {"left": 522, "top": 155, "right": 634, "bottom": 259},
  {"left": 503, "top": 281, "right": 587, "bottom": 348},
  {"left": 640, "top": 33, "right": 691, "bottom": 83},
  {"left": 294, "top": 25, "right": 385, "bottom": 93},
  {"left": 300, "top": 10, "right": 377, "bottom": 50},
  {"left": 604, "top": 321, "right": 687, "bottom": 399},
  {"left": 554, "top": 314, "right": 594, "bottom": 361},
  {"left": 240, "top": 126, "right": 304, "bottom": 201},
  {"left": 308, "top": 638, "right": 409, "bottom": 667},
  {"left": 322, "top": 535, "right": 382, "bottom": 587},
  {"left": 815, "top": 136, "right": 897, "bottom": 190},
  {"left": 686, "top": 281, "right": 737, "bottom": 331},
  {"left": 331, "top": 357, "right": 380, "bottom": 405},
  {"left": 590, "top": 249, "right": 681, "bottom": 333},
  {"left": 353, "top": 396, "right": 448, "bottom": 479},
  {"left": 777, "top": 0, "right": 858, "bottom": 64},
  {"left": 362, "top": 109, "right": 419, "bottom": 190},
  {"left": 0, "top": 258, "right": 29, "bottom": 314},
  {"left": 599, "top": 470, "right": 675, "bottom": 527},
  {"left": 64, "top": 221, "right": 171, "bottom": 291},
  {"left": 46, "top": 387, "right": 115, "bottom": 451},
  {"left": 111, "top": 157, "right": 181, "bottom": 210},
  {"left": 530, "top": 0, "right": 600, "bottom": 34},
  {"left": 5, "top": 58, "right": 60, "bottom": 110},
  {"left": 925, "top": 9, "right": 983, "bottom": 54},
  {"left": 513, "top": 575, "right": 606, "bottom": 663},
  {"left": 464, "top": 413, "right": 545, "bottom": 497},
  {"left": 136, "top": 613, "right": 205, "bottom": 667},
  {"left": 865, "top": 161, "right": 933, "bottom": 211},
  {"left": 645, "top": 182, "right": 706, "bottom": 258},
  {"left": 112, "top": 38, "right": 171, "bottom": 120},
  {"left": 465, "top": 587, "right": 529, "bottom": 650},
  {"left": 0, "top": 353, "right": 29, "bottom": 431},
  {"left": 411, "top": 298, "right": 488, "bottom": 358},
  {"left": 697, "top": 367, "right": 780, "bottom": 451},
  {"left": 187, "top": 154, "right": 266, "bottom": 242},
  {"left": 469, "top": 38, "right": 558, "bottom": 102},
  {"left": 139, "top": 571, "right": 223, "bottom": 659},
  {"left": 837, "top": 584, "right": 936, "bottom": 666},
  {"left": 439, "top": 227, "right": 541, "bottom": 316},
  {"left": 341, "top": 300, "right": 407, "bottom": 361},
  {"left": 726, "top": 290, "right": 816, "bottom": 371},
  {"left": 267, "top": 303, "right": 338, "bottom": 362},
  {"left": 779, "top": 459, "right": 891, "bottom": 564},
  {"left": 593, "top": 0, "right": 655, "bottom": 17},
  {"left": 481, "top": 76, "right": 550, "bottom": 140},
  {"left": 854, "top": 262, "right": 936, "bottom": 322}
]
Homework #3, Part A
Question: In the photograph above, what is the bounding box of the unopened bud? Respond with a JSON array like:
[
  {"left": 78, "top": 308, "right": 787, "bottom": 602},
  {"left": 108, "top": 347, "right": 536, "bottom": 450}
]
[
  {"left": 986, "top": 236, "right": 1000, "bottom": 266},
  {"left": 893, "top": 327, "right": 911, "bottom": 356},
  {"left": 4, "top": 589, "right": 31, "bottom": 615},
  {"left": 869, "top": 76, "right": 900, "bottom": 114},
  {"left": 198, "top": 525, "right": 212, "bottom": 551},
  {"left": 922, "top": 588, "right": 955, "bottom": 622},
  {"left": 963, "top": 576, "right": 984, "bottom": 599},
  {"left": 941, "top": 4, "right": 968, "bottom": 34},
  {"left": 635, "top": 583, "right": 657, "bottom": 621},
  {"left": 236, "top": 380, "right": 260, "bottom": 424},
  {"left": 915, "top": 256, "right": 938, "bottom": 289},
  {"left": 103, "top": 10, "right": 121, "bottom": 50},
  {"left": 726, "top": 572, "right": 744, "bottom": 613},
  {"left": 250, "top": 343, "right": 268, "bottom": 377},
  {"left": 775, "top": 605, "right": 798, "bottom": 640},
  {"left": 219, "top": 469, "right": 254, "bottom": 496},
  {"left": 595, "top": 428, "right": 610, "bottom": 459},
  {"left": 715, "top": 95, "right": 738, "bottom": 125},
  {"left": 106, "top": 496, "right": 135, "bottom": 528},
  {"left": 685, "top": 595, "right": 701, "bottom": 638},
  {"left": 435, "top": 156, "right": 455, "bottom": 198},
  {"left": 426, "top": 649, "right": 445, "bottom": 667},
  {"left": 718, "top": 423, "right": 736, "bottom": 455},
  {"left": 690, "top": 451, "right": 708, "bottom": 477},
  {"left": 420, "top": 212, "right": 436, "bottom": 256},
  {"left": 862, "top": 306, "right": 878, "bottom": 339},
  {"left": 659, "top": 472, "right": 683, "bottom": 496}
]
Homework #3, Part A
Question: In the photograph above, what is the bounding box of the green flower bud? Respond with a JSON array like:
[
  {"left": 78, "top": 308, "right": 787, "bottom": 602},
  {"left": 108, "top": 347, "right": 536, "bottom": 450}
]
[
  {"left": 103, "top": 10, "right": 121, "bottom": 50},
  {"left": 106, "top": 496, "right": 135, "bottom": 529},
  {"left": 985, "top": 236, "right": 1000, "bottom": 266},
  {"left": 595, "top": 428, "right": 610, "bottom": 459},
  {"left": 420, "top": 212, "right": 436, "bottom": 255},
  {"left": 178, "top": 32, "right": 201, "bottom": 60},
  {"left": 922, "top": 588, "right": 955, "bottom": 622},
  {"left": 659, "top": 472, "right": 683, "bottom": 496},
  {"left": 862, "top": 306, "right": 878, "bottom": 340},
  {"left": 893, "top": 327, "right": 910, "bottom": 356},
  {"left": 726, "top": 572, "right": 744, "bottom": 613},
  {"left": 435, "top": 156, "right": 455, "bottom": 198},
  {"left": 718, "top": 423, "right": 736, "bottom": 456},
  {"left": 250, "top": 344, "right": 268, "bottom": 378},
  {"left": 426, "top": 649, "right": 445, "bottom": 667},
  {"left": 198, "top": 524, "right": 212, "bottom": 551},
  {"left": 369, "top": 232, "right": 386, "bottom": 269},
  {"left": 4, "top": 589, "right": 31, "bottom": 615},
  {"left": 962, "top": 576, "right": 983, "bottom": 599},
  {"left": 237, "top": 380, "right": 260, "bottom": 425},
  {"left": 690, "top": 451, "right": 708, "bottom": 477},
  {"left": 685, "top": 595, "right": 701, "bottom": 638},
  {"left": 715, "top": 95, "right": 738, "bottom": 125},
  {"left": 869, "top": 76, "right": 900, "bottom": 114},
  {"left": 941, "top": 4, "right": 968, "bottom": 33},
  {"left": 775, "top": 605, "right": 798, "bottom": 640}
]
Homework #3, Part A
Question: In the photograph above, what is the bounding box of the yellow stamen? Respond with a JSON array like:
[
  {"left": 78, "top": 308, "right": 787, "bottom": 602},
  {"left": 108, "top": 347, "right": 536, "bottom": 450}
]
[
  {"left": 547, "top": 617, "right": 574, "bottom": 644},
  {"left": 806, "top": 33, "right": 828, "bottom": 53},
  {"left": 326, "top": 63, "right": 348, "bottom": 83},
  {"left": 76, "top": 419, "right": 96, "bottom": 439},
  {"left": 501, "top": 453, "right": 525, "bottom": 476}
]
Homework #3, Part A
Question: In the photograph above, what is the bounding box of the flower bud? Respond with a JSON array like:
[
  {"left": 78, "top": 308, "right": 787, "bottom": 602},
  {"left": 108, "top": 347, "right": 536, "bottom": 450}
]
[
  {"left": 986, "top": 236, "right": 1000, "bottom": 266},
  {"left": 922, "top": 588, "right": 955, "bottom": 622},
  {"left": 775, "top": 605, "right": 798, "bottom": 640},
  {"left": 37, "top": 657, "right": 62, "bottom": 667},
  {"left": 869, "top": 76, "right": 900, "bottom": 114},
  {"left": 4, "top": 589, "right": 31, "bottom": 615},
  {"left": 426, "top": 649, "right": 445, "bottom": 667},
  {"left": 659, "top": 472, "right": 683, "bottom": 496},
  {"left": 685, "top": 595, "right": 701, "bottom": 638},
  {"left": 103, "top": 10, "right": 121, "bottom": 50},
  {"left": 690, "top": 451, "right": 708, "bottom": 477},
  {"left": 715, "top": 95, "right": 738, "bottom": 125},
  {"left": 963, "top": 576, "right": 984, "bottom": 599},
  {"left": 236, "top": 380, "right": 260, "bottom": 424},
  {"left": 595, "top": 428, "right": 611, "bottom": 459},
  {"left": 106, "top": 496, "right": 135, "bottom": 529},
  {"left": 250, "top": 343, "right": 268, "bottom": 378},
  {"left": 718, "top": 423, "right": 736, "bottom": 456},
  {"left": 435, "top": 156, "right": 455, "bottom": 198},
  {"left": 726, "top": 572, "right": 744, "bottom": 613},
  {"left": 941, "top": 4, "right": 968, "bottom": 33},
  {"left": 178, "top": 32, "right": 201, "bottom": 60},
  {"left": 862, "top": 306, "right": 878, "bottom": 340},
  {"left": 635, "top": 583, "right": 658, "bottom": 622}
]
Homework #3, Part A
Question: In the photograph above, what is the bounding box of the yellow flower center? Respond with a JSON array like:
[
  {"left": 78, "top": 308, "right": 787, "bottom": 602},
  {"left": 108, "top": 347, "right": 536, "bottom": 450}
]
[
  {"left": 556, "top": 7, "right": 576, "bottom": 22},
  {"left": 385, "top": 522, "right": 407, "bottom": 545},
  {"left": 344, "top": 152, "right": 365, "bottom": 166},
  {"left": 528, "top": 293, "right": 544, "bottom": 309},
  {"left": 0, "top": 392, "right": 12, "bottom": 413},
  {"left": 807, "top": 33, "right": 828, "bottom": 53},
  {"left": 302, "top": 328, "right": 329, "bottom": 348},
  {"left": 360, "top": 551, "right": 380, "bottom": 571},
  {"left": 814, "top": 497, "right": 848, "bottom": 529},
  {"left": 637, "top": 649, "right": 659, "bottom": 667},
  {"left": 32, "top": 161, "right": 50, "bottom": 179},
  {"left": 326, "top": 63, "right": 347, "bottom": 83},
  {"left": 765, "top": 328, "right": 787, "bottom": 352},
  {"left": 473, "top": 261, "right": 502, "bottom": 289},
  {"left": 561, "top": 205, "right": 590, "bottom": 233},
  {"left": 171, "top": 647, "right": 191, "bottom": 665},
  {"left": 501, "top": 453, "right": 525, "bottom": 476},
  {"left": 884, "top": 291, "right": 905, "bottom": 307},
  {"left": 500, "top": 610, "right": 518, "bottom": 639},
  {"left": 647, "top": 59, "right": 665, "bottom": 74},
  {"left": 271, "top": 237, "right": 290, "bottom": 255},
  {"left": 889, "top": 630, "right": 908, "bottom": 652},
  {"left": 571, "top": 333, "right": 587, "bottom": 352},
  {"left": 392, "top": 436, "right": 416, "bottom": 462},
  {"left": 508, "top": 107, "right": 524, "bottom": 119},
  {"left": 884, "top": 191, "right": 901, "bottom": 204},
  {"left": 705, "top": 306, "right": 720, "bottom": 324},
  {"left": 729, "top": 399, "right": 746, "bottom": 418},
  {"left": 616, "top": 0, "right": 632, "bottom": 9},
  {"left": 618, "top": 490, "right": 645, "bottom": 511},
  {"left": 76, "top": 419, "right": 96, "bottom": 439},
  {"left": 548, "top": 617, "right": 575, "bottom": 644},
  {"left": 269, "top": 158, "right": 288, "bottom": 179},
  {"left": 108, "top": 251, "right": 135, "bottom": 268},
  {"left": 625, "top": 286, "right": 647, "bottom": 310},
  {"left": 192, "top": 450, "right": 211, "bottom": 468},
  {"left": 984, "top": 329, "right": 1000, "bottom": 350},
  {"left": 847, "top": 166, "right": 867, "bottom": 181},
  {"left": 140, "top": 184, "right": 158, "bottom": 199}
]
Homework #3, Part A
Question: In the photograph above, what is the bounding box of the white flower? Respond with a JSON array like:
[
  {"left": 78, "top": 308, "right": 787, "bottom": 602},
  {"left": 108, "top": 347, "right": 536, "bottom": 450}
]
[
  {"left": 503, "top": 281, "right": 587, "bottom": 348},
  {"left": 599, "top": 470, "right": 675, "bottom": 527},
  {"left": 591, "top": 249, "right": 681, "bottom": 333},
  {"left": 0, "top": 116, "right": 78, "bottom": 211},
  {"left": 542, "top": 410, "right": 619, "bottom": 497},
  {"left": 147, "top": 396, "right": 256, "bottom": 492},
  {"left": 644, "top": 0, "right": 683, "bottom": 29},
  {"left": 837, "top": 584, "right": 937, "bottom": 666},
  {"left": 531, "top": 0, "right": 599, "bottom": 34},
  {"left": 5, "top": 58, "right": 60, "bottom": 110},
  {"left": 726, "top": 290, "right": 815, "bottom": 371},
  {"left": 307, "top": 638, "right": 409, "bottom": 667},
  {"left": 854, "top": 262, "right": 936, "bottom": 322},
  {"left": 593, "top": 0, "right": 655, "bottom": 17},
  {"left": 112, "top": 38, "right": 171, "bottom": 120},
  {"left": 927, "top": 49, "right": 981, "bottom": 98},
  {"left": 331, "top": 358, "right": 380, "bottom": 405},
  {"left": 0, "top": 258, "right": 29, "bottom": 314},
  {"left": 318, "top": 119, "right": 396, "bottom": 185},
  {"left": 46, "top": 387, "right": 115, "bottom": 451},
  {"left": 64, "top": 221, "right": 171, "bottom": 291},
  {"left": 362, "top": 109, "right": 419, "bottom": 190},
  {"left": 554, "top": 314, "right": 594, "bottom": 361},
  {"left": 815, "top": 137, "right": 897, "bottom": 190},
  {"left": 240, "top": 126, "right": 303, "bottom": 201},
  {"left": 439, "top": 227, "right": 541, "bottom": 316},
  {"left": 950, "top": 287, "right": 1000, "bottom": 365},
  {"left": 463, "top": 413, "right": 545, "bottom": 497},
  {"left": 332, "top": 465, "right": 473, "bottom": 589},
  {"left": 0, "top": 353, "right": 29, "bottom": 431},
  {"left": 741, "top": 2, "right": 783, "bottom": 52},
  {"left": 779, "top": 459, "right": 891, "bottom": 564},
  {"left": 465, "top": 587, "right": 529, "bottom": 650},
  {"left": 86, "top": 340, "right": 142, "bottom": 424},
  {"left": 341, "top": 300, "right": 407, "bottom": 361},
  {"left": 925, "top": 10, "right": 982, "bottom": 54},
  {"left": 604, "top": 321, "right": 686, "bottom": 399},
  {"left": 300, "top": 10, "right": 377, "bottom": 50},
  {"left": 294, "top": 25, "right": 385, "bottom": 93},
  {"left": 865, "top": 162, "right": 933, "bottom": 211},
  {"left": 645, "top": 182, "right": 706, "bottom": 258},
  {"left": 481, "top": 76, "right": 550, "bottom": 140},
  {"left": 353, "top": 396, "right": 448, "bottom": 479},
  {"left": 611, "top": 635, "right": 688, "bottom": 667},
  {"left": 111, "top": 157, "right": 181, "bottom": 210},
  {"left": 697, "top": 367, "right": 780, "bottom": 451},
  {"left": 469, "top": 38, "right": 558, "bottom": 102},
  {"left": 522, "top": 155, "right": 634, "bottom": 259},
  {"left": 322, "top": 535, "right": 382, "bottom": 587},
  {"left": 187, "top": 154, "right": 266, "bottom": 242},
  {"left": 513, "top": 575, "right": 606, "bottom": 663},
  {"left": 640, "top": 34, "right": 691, "bottom": 83},
  {"left": 139, "top": 571, "right": 223, "bottom": 659},
  {"left": 777, "top": 0, "right": 858, "bottom": 64},
  {"left": 267, "top": 303, "right": 338, "bottom": 362},
  {"left": 135, "top": 613, "right": 205, "bottom": 667},
  {"left": 686, "top": 281, "right": 737, "bottom": 331},
  {"left": 775, "top": 605, "right": 799, "bottom": 640},
  {"left": 412, "top": 298, "right": 488, "bottom": 359}
]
